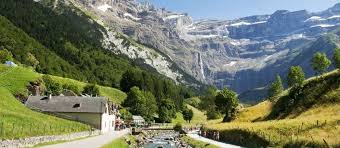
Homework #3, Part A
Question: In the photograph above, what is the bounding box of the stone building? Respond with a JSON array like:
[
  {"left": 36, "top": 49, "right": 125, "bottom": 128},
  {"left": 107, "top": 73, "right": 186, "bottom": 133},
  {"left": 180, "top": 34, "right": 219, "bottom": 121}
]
[{"left": 26, "top": 95, "right": 118, "bottom": 133}]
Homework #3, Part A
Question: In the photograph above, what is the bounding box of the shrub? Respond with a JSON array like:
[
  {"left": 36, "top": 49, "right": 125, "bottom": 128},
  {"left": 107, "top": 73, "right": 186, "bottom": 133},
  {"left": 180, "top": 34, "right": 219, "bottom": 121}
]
[
  {"left": 173, "top": 123, "right": 183, "bottom": 133},
  {"left": 42, "top": 75, "right": 62, "bottom": 95},
  {"left": 82, "top": 84, "right": 99, "bottom": 96},
  {"left": 63, "top": 84, "right": 81, "bottom": 95}
]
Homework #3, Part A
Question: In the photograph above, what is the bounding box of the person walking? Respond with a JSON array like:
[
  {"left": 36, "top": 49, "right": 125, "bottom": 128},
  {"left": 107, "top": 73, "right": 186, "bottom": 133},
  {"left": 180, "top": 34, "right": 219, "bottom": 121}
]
[{"left": 216, "top": 131, "right": 220, "bottom": 141}]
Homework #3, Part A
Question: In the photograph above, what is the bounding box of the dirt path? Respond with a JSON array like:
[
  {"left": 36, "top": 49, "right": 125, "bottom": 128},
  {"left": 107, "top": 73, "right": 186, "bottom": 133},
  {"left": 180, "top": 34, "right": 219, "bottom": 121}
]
[
  {"left": 42, "top": 129, "right": 129, "bottom": 148},
  {"left": 187, "top": 132, "right": 241, "bottom": 148}
]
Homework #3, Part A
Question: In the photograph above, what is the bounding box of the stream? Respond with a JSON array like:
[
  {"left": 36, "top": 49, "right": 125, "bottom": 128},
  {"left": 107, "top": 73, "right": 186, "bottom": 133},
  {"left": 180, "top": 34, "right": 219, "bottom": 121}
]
[{"left": 139, "top": 130, "right": 192, "bottom": 148}]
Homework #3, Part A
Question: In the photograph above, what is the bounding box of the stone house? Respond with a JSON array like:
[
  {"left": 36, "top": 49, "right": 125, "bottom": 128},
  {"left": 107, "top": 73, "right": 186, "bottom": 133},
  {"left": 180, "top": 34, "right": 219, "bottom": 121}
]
[
  {"left": 26, "top": 95, "right": 117, "bottom": 133},
  {"left": 132, "top": 115, "right": 145, "bottom": 126}
]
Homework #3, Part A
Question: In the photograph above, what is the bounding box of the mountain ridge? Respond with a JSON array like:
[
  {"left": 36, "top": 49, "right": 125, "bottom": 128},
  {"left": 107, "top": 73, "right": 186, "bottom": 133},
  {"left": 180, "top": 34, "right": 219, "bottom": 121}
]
[{"left": 73, "top": 0, "right": 340, "bottom": 95}]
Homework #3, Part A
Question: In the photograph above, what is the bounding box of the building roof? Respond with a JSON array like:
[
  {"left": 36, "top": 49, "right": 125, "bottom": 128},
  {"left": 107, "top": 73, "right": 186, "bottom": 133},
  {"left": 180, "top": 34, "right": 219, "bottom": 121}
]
[
  {"left": 26, "top": 96, "right": 108, "bottom": 113},
  {"left": 5, "top": 61, "right": 17, "bottom": 67},
  {"left": 132, "top": 115, "right": 145, "bottom": 121}
]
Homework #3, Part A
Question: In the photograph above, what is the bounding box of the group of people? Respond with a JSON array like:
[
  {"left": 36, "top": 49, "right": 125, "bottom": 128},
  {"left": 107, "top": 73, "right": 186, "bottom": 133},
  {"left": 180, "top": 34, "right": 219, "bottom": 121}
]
[{"left": 198, "top": 130, "right": 220, "bottom": 141}]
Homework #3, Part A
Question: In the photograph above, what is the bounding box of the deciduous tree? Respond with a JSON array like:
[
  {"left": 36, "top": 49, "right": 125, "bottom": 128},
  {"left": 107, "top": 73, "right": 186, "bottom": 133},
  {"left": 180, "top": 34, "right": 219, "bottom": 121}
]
[
  {"left": 311, "top": 52, "right": 331, "bottom": 75},
  {"left": 287, "top": 66, "right": 305, "bottom": 87},
  {"left": 215, "top": 88, "right": 239, "bottom": 122},
  {"left": 0, "top": 49, "right": 13, "bottom": 63},
  {"left": 158, "top": 99, "right": 176, "bottom": 123},
  {"left": 182, "top": 107, "right": 194, "bottom": 123}
]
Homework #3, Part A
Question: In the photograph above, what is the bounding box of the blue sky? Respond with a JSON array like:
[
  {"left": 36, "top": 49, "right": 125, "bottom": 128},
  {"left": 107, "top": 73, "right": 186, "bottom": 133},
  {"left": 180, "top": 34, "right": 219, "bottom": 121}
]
[{"left": 147, "top": 0, "right": 340, "bottom": 20}]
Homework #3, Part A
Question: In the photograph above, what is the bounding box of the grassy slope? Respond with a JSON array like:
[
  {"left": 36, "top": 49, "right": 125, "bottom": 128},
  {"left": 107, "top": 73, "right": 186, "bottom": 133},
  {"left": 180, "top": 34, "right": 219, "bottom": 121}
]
[
  {"left": 205, "top": 70, "right": 340, "bottom": 147},
  {"left": 172, "top": 104, "right": 207, "bottom": 126},
  {"left": 0, "top": 65, "right": 39, "bottom": 94},
  {"left": 0, "top": 65, "right": 89, "bottom": 140},
  {"left": 48, "top": 75, "right": 127, "bottom": 104},
  {"left": 0, "top": 65, "right": 126, "bottom": 139}
]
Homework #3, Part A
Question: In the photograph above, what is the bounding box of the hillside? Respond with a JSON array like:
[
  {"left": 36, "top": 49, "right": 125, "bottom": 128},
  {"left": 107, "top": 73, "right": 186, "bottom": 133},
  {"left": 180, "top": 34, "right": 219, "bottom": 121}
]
[
  {"left": 205, "top": 70, "right": 340, "bottom": 147},
  {"left": 65, "top": 0, "right": 340, "bottom": 98},
  {"left": 172, "top": 104, "right": 207, "bottom": 126},
  {"left": 48, "top": 75, "right": 127, "bottom": 104},
  {"left": 0, "top": 65, "right": 90, "bottom": 139},
  {"left": 0, "top": 65, "right": 126, "bottom": 104},
  {"left": 0, "top": 0, "right": 201, "bottom": 90}
]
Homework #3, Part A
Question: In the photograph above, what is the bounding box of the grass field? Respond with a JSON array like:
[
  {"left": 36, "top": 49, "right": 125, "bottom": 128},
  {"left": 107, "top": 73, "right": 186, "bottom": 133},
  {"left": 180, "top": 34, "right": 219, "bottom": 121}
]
[
  {"left": 204, "top": 70, "right": 340, "bottom": 147},
  {"left": 0, "top": 65, "right": 127, "bottom": 104},
  {"left": 101, "top": 135, "right": 136, "bottom": 148},
  {"left": 0, "top": 88, "right": 90, "bottom": 139},
  {"left": 181, "top": 135, "right": 219, "bottom": 148},
  {"left": 172, "top": 104, "right": 207, "bottom": 127},
  {"left": 0, "top": 65, "right": 125, "bottom": 140},
  {"left": 48, "top": 75, "right": 127, "bottom": 104},
  {"left": 0, "top": 65, "right": 39, "bottom": 94},
  {"left": 100, "top": 138, "right": 129, "bottom": 148}
]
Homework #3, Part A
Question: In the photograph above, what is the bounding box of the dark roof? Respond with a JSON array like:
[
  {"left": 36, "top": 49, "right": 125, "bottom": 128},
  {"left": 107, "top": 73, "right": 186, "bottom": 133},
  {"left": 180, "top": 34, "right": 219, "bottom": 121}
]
[{"left": 26, "top": 96, "right": 108, "bottom": 113}]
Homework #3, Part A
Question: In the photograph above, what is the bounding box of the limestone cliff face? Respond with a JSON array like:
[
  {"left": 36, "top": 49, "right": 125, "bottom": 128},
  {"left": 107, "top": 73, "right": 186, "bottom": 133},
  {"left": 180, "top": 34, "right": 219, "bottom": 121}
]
[{"left": 64, "top": 0, "right": 340, "bottom": 95}]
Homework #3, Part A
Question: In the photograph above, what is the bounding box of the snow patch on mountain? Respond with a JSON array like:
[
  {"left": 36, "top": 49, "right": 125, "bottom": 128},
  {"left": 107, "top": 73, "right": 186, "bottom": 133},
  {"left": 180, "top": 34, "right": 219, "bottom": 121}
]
[
  {"left": 304, "top": 16, "right": 325, "bottom": 22},
  {"left": 225, "top": 61, "right": 237, "bottom": 67},
  {"left": 311, "top": 24, "right": 335, "bottom": 28},
  {"left": 97, "top": 4, "right": 111, "bottom": 12},
  {"left": 163, "top": 14, "right": 185, "bottom": 21},
  {"left": 327, "top": 15, "right": 340, "bottom": 19},
  {"left": 124, "top": 13, "right": 141, "bottom": 21},
  {"left": 228, "top": 21, "right": 267, "bottom": 27}
]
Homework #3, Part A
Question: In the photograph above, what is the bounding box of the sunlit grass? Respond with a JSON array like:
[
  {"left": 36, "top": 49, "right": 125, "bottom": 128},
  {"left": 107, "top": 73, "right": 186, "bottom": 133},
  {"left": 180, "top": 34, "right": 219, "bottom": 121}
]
[
  {"left": 181, "top": 135, "right": 219, "bottom": 148},
  {"left": 47, "top": 75, "right": 127, "bottom": 104},
  {"left": 172, "top": 104, "right": 207, "bottom": 127},
  {"left": 206, "top": 107, "right": 340, "bottom": 146},
  {"left": 205, "top": 70, "right": 340, "bottom": 147},
  {"left": 0, "top": 88, "right": 90, "bottom": 140}
]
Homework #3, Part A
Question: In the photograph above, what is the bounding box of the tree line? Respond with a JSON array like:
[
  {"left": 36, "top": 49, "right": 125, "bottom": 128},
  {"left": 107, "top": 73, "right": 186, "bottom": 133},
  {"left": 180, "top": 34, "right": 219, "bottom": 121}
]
[
  {"left": 268, "top": 48, "right": 340, "bottom": 98},
  {"left": 120, "top": 69, "right": 195, "bottom": 123}
]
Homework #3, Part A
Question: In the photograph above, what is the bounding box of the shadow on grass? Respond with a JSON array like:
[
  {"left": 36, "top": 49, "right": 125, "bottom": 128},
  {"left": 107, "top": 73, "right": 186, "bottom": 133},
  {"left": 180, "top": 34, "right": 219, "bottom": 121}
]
[{"left": 265, "top": 71, "right": 340, "bottom": 120}]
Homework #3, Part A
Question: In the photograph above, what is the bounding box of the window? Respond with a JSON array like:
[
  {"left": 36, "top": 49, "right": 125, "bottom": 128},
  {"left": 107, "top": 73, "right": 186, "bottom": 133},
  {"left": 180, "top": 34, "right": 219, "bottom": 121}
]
[
  {"left": 73, "top": 103, "right": 81, "bottom": 108},
  {"left": 40, "top": 97, "right": 48, "bottom": 100}
]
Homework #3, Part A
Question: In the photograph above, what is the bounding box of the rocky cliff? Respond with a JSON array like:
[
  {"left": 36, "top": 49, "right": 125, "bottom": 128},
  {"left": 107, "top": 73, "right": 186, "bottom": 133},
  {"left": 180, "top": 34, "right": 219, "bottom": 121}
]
[{"left": 58, "top": 0, "right": 340, "bottom": 101}]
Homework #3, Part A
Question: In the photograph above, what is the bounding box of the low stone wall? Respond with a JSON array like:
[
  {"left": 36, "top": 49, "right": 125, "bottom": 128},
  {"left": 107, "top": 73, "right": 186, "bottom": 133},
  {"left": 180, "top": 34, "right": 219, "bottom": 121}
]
[{"left": 0, "top": 130, "right": 101, "bottom": 148}]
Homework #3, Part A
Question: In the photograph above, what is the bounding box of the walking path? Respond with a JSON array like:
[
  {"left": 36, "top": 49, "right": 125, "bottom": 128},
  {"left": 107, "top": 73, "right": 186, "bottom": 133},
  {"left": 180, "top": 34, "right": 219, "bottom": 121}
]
[
  {"left": 187, "top": 131, "right": 241, "bottom": 148},
  {"left": 42, "top": 129, "right": 129, "bottom": 148}
]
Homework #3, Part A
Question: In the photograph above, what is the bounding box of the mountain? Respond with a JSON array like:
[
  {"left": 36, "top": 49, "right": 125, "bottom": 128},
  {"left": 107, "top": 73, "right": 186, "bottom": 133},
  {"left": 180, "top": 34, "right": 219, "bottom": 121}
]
[
  {"left": 2, "top": 0, "right": 339, "bottom": 102},
  {"left": 0, "top": 0, "right": 201, "bottom": 89},
  {"left": 64, "top": 0, "right": 340, "bottom": 100}
]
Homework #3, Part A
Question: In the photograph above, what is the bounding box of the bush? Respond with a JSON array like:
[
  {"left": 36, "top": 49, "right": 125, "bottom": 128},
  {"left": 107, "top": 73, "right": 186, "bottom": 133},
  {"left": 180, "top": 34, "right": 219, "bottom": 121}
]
[
  {"left": 82, "top": 84, "right": 99, "bottom": 96},
  {"left": 0, "top": 49, "right": 13, "bottom": 63},
  {"left": 173, "top": 123, "right": 183, "bottom": 133},
  {"left": 42, "top": 75, "right": 62, "bottom": 95},
  {"left": 63, "top": 84, "right": 81, "bottom": 95},
  {"left": 207, "top": 108, "right": 222, "bottom": 120}
]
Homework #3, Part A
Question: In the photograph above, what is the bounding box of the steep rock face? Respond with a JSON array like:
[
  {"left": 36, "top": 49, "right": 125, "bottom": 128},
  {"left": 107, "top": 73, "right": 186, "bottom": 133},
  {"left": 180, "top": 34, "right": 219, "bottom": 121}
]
[{"left": 61, "top": 0, "right": 340, "bottom": 99}]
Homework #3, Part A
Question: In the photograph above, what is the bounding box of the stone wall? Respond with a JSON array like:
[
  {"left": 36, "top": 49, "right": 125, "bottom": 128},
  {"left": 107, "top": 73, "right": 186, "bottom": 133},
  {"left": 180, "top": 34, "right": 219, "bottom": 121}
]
[{"left": 0, "top": 130, "right": 100, "bottom": 148}]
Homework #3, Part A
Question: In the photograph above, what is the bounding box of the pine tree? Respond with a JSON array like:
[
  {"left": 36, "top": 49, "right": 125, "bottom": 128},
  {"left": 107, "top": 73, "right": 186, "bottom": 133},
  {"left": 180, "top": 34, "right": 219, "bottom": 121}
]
[
  {"left": 268, "top": 75, "right": 284, "bottom": 98},
  {"left": 333, "top": 48, "right": 340, "bottom": 70}
]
